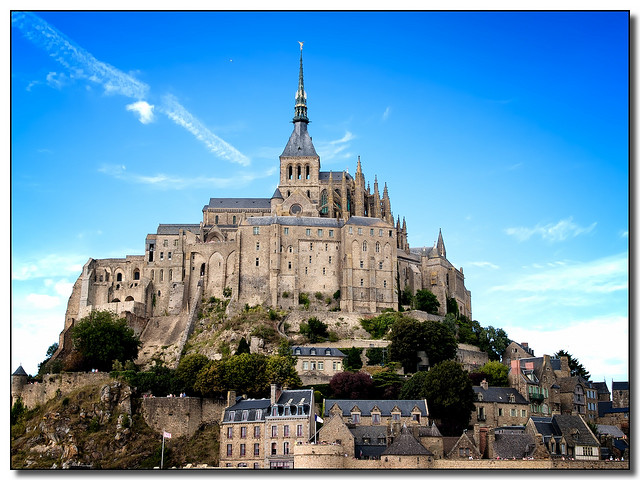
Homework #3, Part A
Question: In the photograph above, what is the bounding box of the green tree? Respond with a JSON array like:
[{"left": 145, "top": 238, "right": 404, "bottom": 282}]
[
  {"left": 343, "top": 347, "right": 363, "bottom": 371},
  {"left": 235, "top": 337, "right": 251, "bottom": 355},
  {"left": 446, "top": 297, "right": 459, "bottom": 317},
  {"left": 555, "top": 350, "right": 591, "bottom": 379},
  {"left": 388, "top": 316, "right": 423, "bottom": 373},
  {"left": 371, "top": 370, "right": 405, "bottom": 399},
  {"left": 266, "top": 355, "right": 302, "bottom": 389},
  {"left": 414, "top": 289, "right": 440, "bottom": 314},
  {"left": 360, "top": 311, "right": 401, "bottom": 339},
  {"left": 194, "top": 360, "right": 226, "bottom": 397},
  {"left": 474, "top": 360, "right": 509, "bottom": 387},
  {"left": 223, "top": 353, "right": 270, "bottom": 398},
  {"left": 299, "top": 317, "right": 328, "bottom": 343},
  {"left": 175, "top": 354, "right": 211, "bottom": 395},
  {"left": 70, "top": 310, "right": 141, "bottom": 371},
  {"left": 402, "top": 360, "right": 474, "bottom": 436},
  {"left": 421, "top": 320, "right": 457, "bottom": 367}
]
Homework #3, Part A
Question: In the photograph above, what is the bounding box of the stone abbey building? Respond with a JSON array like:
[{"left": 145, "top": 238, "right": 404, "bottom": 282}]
[{"left": 56, "top": 47, "right": 471, "bottom": 358}]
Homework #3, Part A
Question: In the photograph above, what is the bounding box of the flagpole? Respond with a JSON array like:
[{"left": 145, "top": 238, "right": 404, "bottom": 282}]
[{"left": 161, "top": 434, "right": 165, "bottom": 469}]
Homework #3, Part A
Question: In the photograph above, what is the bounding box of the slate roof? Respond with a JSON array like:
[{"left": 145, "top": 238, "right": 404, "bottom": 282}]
[
  {"left": 12, "top": 365, "right": 28, "bottom": 376},
  {"left": 382, "top": 427, "right": 433, "bottom": 456},
  {"left": 345, "top": 216, "right": 391, "bottom": 227},
  {"left": 223, "top": 398, "right": 270, "bottom": 423},
  {"left": 493, "top": 432, "right": 537, "bottom": 459},
  {"left": 325, "top": 399, "right": 428, "bottom": 418},
  {"left": 592, "top": 381, "right": 610, "bottom": 395},
  {"left": 612, "top": 381, "right": 629, "bottom": 391},
  {"left": 291, "top": 346, "right": 346, "bottom": 358},
  {"left": 205, "top": 198, "right": 271, "bottom": 210},
  {"left": 417, "top": 422, "right": 442, "bottom": 438},
  {"left": 272, "top": 188, "right": 283, "bottom": 200},
  {"left": 473, "top": 386, "right": 529, "bottom": 405},
  {"left": 552, "top": 415, "right": 599, "bottom": 448},
  {"left": 319, "top": 171, "right": 354, "bottom": 182},
  {"left": 244, "top": 216, "right": 343, "bottom": 228},
  {"left": 598, "top": 401, "right": 629, "bottom": 415},
  {"left": 156, "top": 224, "right": 201, "bottom": 235},
  {"left": 275, "top": 388, "right": 314, "bottom": 408},
  {"left": 281, "top": 121, "right": 318, "bottom": 157},
  {"left": 409, "top": 247, "right": 435, "bottom": 258},
  {"left": 596, "top": 424, "right": 625, "bottom": 438}
]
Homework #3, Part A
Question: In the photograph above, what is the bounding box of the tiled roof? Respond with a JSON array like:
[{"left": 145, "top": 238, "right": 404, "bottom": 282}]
[
  {"left": 156, "top": 224, "right": 200, "bottom": 235},
  {"left": 325, "top": 399, "right": 427, "bottom": 418},
  {"left": 205, "top": 198, "right": 271, "bottom": 210},
  {"left": 473, "top": 386, "right": 528, "bottom": 405},
  {"left": 291, "top": 346, "right": 346, "bottom": 358}
]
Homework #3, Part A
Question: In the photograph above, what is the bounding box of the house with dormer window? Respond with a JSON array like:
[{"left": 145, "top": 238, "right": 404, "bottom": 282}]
[
  {"left": 471, "top": 379, "right": 529, "bottom": 428},
  {"left": 291, "top": 345, "right": 346, "bottom": 385}
]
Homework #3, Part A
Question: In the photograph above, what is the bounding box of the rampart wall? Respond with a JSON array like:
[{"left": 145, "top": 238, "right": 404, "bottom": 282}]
[
  {"left": 13, "top": 372, "right": 111, "bottom": 409},
  {"left": 141, "top": 397, "right": 225, "bottom": 438}
]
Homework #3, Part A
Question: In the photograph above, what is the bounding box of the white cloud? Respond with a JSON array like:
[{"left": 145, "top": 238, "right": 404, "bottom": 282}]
[
  {"left": 505, "top": 217, "right": 597, "bottom": 242},
  {"left": 25, "top": 293, "right": 60, "bottom": 309},
  {"left": 45, "top": 71, "right": 69, "bottom": 89},
  {"left": 160, "top": 94, "right": 250, "bottom": 166},
  {"left": 504, "top": 314, "right": 628, "bottom": 381},
  {"left": 12, "top": 254, "right": 86, "bottom": 281},
  {"left": 382, "top": 106, "right": 391, "bottom": 121},
  {"left": 126, "top": 101, "right": 155, "bottom": 124},
  {"left": 490, "top": 252, "right": 627, "bottom": 297},
  {"left": 315, "top": 131, "right": 355, "bottom": 161}
]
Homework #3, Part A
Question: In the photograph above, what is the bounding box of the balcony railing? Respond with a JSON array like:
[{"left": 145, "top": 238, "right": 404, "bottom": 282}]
[{"left": 529, "top": 393, "right": 544, "bottom": 403}]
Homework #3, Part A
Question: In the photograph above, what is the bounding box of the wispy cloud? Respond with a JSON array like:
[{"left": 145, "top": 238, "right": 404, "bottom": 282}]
[
  {"left": 505, "top": 217, "right": 596, "bottom": 242},
  {"left": 12, "top": 254, "right": 86, "bottom": 281},
  {"left": 382, "top": 106, "right": 391, "bottom": 121},
  {"left": 160, "top": 95, "right": 250, "bottom": 166},
  {"left": 12, "top": 12, "right": 250, "bottom": 166},
  {"left": 98, "top": 163, "right": 276, "bottom": 190},
  {"left": 468, "top": 261, "right": 500, "bottom": 270},
  {"left": 315, "top": 131, "right": 355, "bottom": 161},
  {"left": 490, "top": 252, "right": 628, "bottom": 299}
]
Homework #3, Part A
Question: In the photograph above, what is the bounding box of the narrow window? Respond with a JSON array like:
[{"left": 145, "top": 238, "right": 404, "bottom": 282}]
[
  {"left": 233, "top": 215, "right": 237, "bottom": 224},
  {"left": 305, "top": 165, "right": 310, "bottom": 179},
  {"left": 329, "top": 230, "right": 334, "bottom": 237},
  {"left": 253, "top": 227, "right": 260, "bottom": 235},
  {"left": 215, "top": 215, "right": 219, "bottom": 224},
  {"left": 318, "top": 229, "right": 323, "bottom": 237},
  {"left": 255, "top": 258, "right": 260, "bottom": 267},
  {"left": 297, "top": 165, "right": 301, "bottom": 180},
  {"left": 288, "top": 165, "right": 293, "bottom": 180},
  {"left": 227, "top": 444, "right": 233, "bottom": 457},
  {"left": 284, "top": 227, "right": 289, "bottom": 235},
  {"left": 256, "top": 242, "right": 260, "bottom": 251},
  {"left": 254, "top": 443, "right": 260, "bottom": 456}
]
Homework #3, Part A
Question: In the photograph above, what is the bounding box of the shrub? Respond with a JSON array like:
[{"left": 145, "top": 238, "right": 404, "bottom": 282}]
[
  {"left": 299, "top": 292, "right": 310, "bottom": 310},
  {"left": 315, "top": 292, "right": 324, "bottom": 300},
  {"left": 299, "top": 317, "right": 328, "bottom": 343},
  {"left": 282, "top": 291, "right": 290, "bottom": 299}
]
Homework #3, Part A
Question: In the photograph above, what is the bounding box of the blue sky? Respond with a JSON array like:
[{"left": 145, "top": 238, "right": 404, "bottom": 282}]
[{"left": 10, "top": 11, "right": 628, "bottom": 383}]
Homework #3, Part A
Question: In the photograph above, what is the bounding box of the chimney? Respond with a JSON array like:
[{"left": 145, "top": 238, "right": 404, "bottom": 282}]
[
  {"left": 560, "top": 356, "right": 570, "bottom": 375},
  {"left": 270, "top": 384, "right": 282, "bottom": 404},
  {"left": 521, "top": 342, "right": 528, "bottom": 348},
  {"left": 227, "top": 390, "right": 236, "bottom": 408},
  {"left": 480, "top": 378, "right": 489, "bottom": 390}
]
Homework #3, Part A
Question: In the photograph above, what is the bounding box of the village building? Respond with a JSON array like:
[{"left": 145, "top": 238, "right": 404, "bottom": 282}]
[
  {"left": 471, "top": 379, "right": 530, "bottom": 428},
  {"left": 290, "top": 346, "right": 346, "bottom": 385},
  {"left": 526, "top": 415, "right": 600, "bottom": 460}
]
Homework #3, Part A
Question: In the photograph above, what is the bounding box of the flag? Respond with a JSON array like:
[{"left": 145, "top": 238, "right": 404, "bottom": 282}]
[
  {"left": 315, "top": 414, "right": 324, "bottom": 424},
  {"left": 163, "top": 431, "right": 172, "bottom": 439}
]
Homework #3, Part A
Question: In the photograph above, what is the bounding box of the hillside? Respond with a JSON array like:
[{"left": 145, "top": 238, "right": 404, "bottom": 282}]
[{"left": 10, "top": 379, "right": 219, "bottom": 469}]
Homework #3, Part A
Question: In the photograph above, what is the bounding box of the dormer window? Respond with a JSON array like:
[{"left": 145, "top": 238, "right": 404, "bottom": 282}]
[
  {"left": 295, "top": 347, "right": 301, "bottom": 355},
  {"left": 242, "top": 410, "right": 249, "bottom": 421},
  {"left": 325, "top": 348, "right": 332, "bottom": 356},
  {"left": 392, "top": 412, "right": 401, "bottom": 421},
  {"left": 509, "top": 394, "right": 515, "bottom": 403},
  {"left": 271, "top": 406, "right": 278, "bottom": 417},
  {"left": 228, "top": 411, "right": 236, "bottom": 422},
  {"left": 310, "top": 348, "right": 316, "bottom": 356},
  {"left": 351, "top": 412, "right": 361, "bottom": 424}
]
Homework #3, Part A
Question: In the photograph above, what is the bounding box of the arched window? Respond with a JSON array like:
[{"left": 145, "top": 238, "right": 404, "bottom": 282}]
[
  {"left": 288, "top": 165, "right": 293, "bottom": 180},
  {"left": 116, "top": 272, "right": 123, "bottom": 282},
  {"left": 200, "top": 263, "right": 206, "bottom": 276},
  {"left": 305, "top": 165, "right": 310, "bottom": 180},
  {"left": 363, "top": 241, "right": 367, "bottom": 252},
  {"left": 375, "top": 242, "right": 380, "bottom": 253},
  {"left": 133, "top": 269, "right": 140, "bottom": 280},
  {"left": 297, "top": 165, "right": 301, "bottom": 180}
]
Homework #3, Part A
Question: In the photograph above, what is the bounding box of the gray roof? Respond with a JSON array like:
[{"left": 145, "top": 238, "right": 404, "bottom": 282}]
[
  {"left": 596, "top": 424, "right": 625, "bottom": 438},
  {"left": 223, "top": 398, "right": 270, "bottom": 423},
  {"left": 271, "top": 188, "right": 283, "bottom": 200},
  {"left": 494, "top": 432, "right": 537, "bottom": 459},
  {"left": 473, "top": 386, "right": 528, "bottom": 405},
  {"left": 319, "top": 171, "right": 353, "bottom": 182},
  {"left": 205, "top": 198, "right": 271, "bottom": 210},
  {"left": 409, "top": 247, "right": 435, "bottom": 257},
  {"left": 275, "top": 388, "right": 314, "bottom": 408},
  {"left": 281, "top": 121, "right": 318, "bottom": 157},
  {"left": 345, "top": 216, "right": 391, "bottom": 227},
  {"left": 592, "top": 381, "right": 610, "bottom": 395},
  {"left": 12, "top": 365, "right": 28, "bottom": 376},
  {"left": 325, "top": 399, "right": 427, "bottom": 418},
  {"left": 244, "top": 216, "right": 343, "bottom": 228},
  {"left": 352, "top": 425, "right": 387, "bottom": 444},
  {"left": 156, "top": 224, "right": 200, "bottom": 235},
  {"left": 598, "top": 401, "right": 629, "bottom": 415},
  {"left": 292, "top": 346, "right": 346, "bottom": 358},
  {"left": 382, "top": 428, "right": 433, "bottom": 456},
  {"left": 612, "top": 381, "right": 629, "bottom": 391},
  {"left": 552, "top": 415, "right": 599, "bottom": 448}
]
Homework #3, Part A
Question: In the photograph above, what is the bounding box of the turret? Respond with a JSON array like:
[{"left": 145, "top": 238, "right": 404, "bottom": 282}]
[
  {"left": 436, "top": 228, "right": 446, "bottom": 258},
  {"left": 382, "top": 182, "right": 392, "bottom": 224},
  {"left": 355, "top": 156, "right": 365, "bottom": 216}
]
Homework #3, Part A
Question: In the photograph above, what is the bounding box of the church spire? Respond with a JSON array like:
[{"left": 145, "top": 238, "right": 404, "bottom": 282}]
[{"left": 293, "top": 42, "right": 309, "bottom": 124}]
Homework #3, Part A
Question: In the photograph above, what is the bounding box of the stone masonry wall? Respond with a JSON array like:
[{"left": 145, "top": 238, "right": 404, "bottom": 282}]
[
  {"left": 141, "top": 397, "right": 225, "bottom": 438},
  {"left": 14, "top": 372, "right": 111, "bottom": 409}
]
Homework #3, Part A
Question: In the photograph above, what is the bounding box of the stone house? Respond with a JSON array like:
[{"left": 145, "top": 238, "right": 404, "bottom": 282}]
[
  {"left": 471, "top": 379, "right": 530, "bottom": 428},
  {"left": 290, "top": 346, "right": 346, "bottom": 385},
  {"left": 557, "top": 376, "right": 598, "bottom": 420},
  {"left": 219, "top": 385, "right": 315, "bottom": 469},
  {"left": 443, "top": 431, "right": 482, "bottom": 459},
  {"left": 526, "top": 415, "right": 600, "bottom": 460},
  {"left": 508, "top": 355, "right": 571, "bottom": 417},
  {"left": 592, "top": 381, "right": 611, "bottom": 402},
  {"left": 611, "top": 381, "right": 629, "bottom": 409},
  {"left": 501, "top": 341, "right": 536, "bottom": 367},
  {"left": 52, "top": 46, "right": 471, "bottom": 365},
  {"left": 324, "top": 399, "right": 429, "bottom": 431}
]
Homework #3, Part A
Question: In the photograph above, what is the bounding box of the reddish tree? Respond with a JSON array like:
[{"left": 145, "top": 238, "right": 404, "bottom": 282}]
[{"left": 329, "top": 371, "right": 374, "bottom": 399}]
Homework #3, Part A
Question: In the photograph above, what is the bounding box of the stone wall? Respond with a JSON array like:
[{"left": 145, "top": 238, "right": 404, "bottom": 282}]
[
  {"left": 141, "top": 396, "right": 225, "bottom": 438},
  {"left": 13, "top": 372, "right": 111, "bottom": 409}
]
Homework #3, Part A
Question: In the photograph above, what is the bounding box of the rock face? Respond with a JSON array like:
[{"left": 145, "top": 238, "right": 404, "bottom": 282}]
[{"left": 13, "top": 381, "right": 137, "bottom": 469}]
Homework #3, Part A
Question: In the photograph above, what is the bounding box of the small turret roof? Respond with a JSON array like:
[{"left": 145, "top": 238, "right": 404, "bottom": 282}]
[{"left": 13, "top": 365, "right": 28, "bottom": 376}]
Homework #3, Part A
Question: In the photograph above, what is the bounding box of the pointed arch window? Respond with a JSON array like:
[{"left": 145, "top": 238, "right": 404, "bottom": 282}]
[
  {"left": 288, "top": 165, "right": 293, "bottom": 180},
  {"left": 306, "top": 165, "right": 310, "bottom": 180},
  {"left": 320, "top": 190, "right": 328, "bottom": 216},
  {"left": 297, "top": 165, "right": 301, "bottom": 180}
]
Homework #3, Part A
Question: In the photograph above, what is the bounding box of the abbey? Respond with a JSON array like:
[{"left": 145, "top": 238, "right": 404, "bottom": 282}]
[{"left": 57, "top": 48, "right": 471, "bottom": 355}]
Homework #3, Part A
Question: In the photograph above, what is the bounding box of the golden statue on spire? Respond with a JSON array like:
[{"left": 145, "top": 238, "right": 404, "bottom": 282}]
[{"left": 298, "top": 41, "right": 304, "bottom": 51}]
